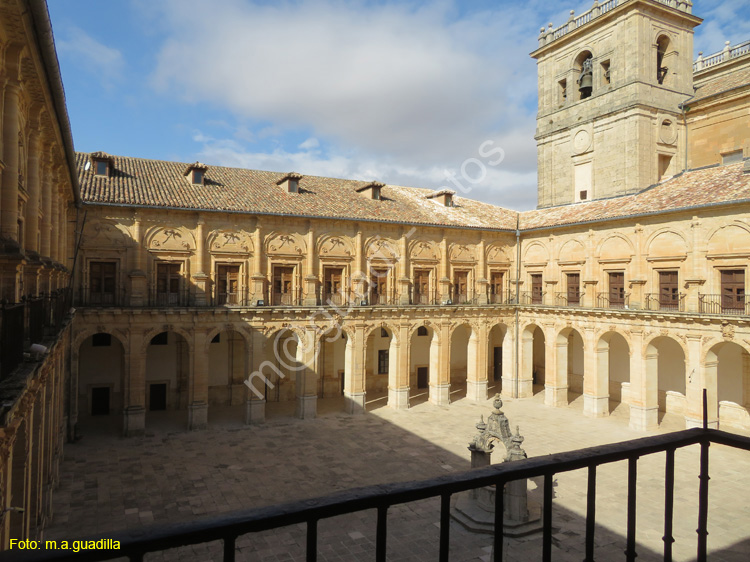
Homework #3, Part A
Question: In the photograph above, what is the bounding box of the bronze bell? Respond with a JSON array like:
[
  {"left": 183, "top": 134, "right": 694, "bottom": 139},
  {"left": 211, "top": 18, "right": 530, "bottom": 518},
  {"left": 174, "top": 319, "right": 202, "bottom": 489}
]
[{"left": 578, "top": 73, "right": 593, "bottom": 91}]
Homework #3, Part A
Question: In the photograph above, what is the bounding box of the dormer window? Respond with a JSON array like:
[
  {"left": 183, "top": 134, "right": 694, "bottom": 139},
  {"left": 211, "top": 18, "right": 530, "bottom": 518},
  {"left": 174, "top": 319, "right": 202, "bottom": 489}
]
[
  {"left": 90, "top": 152, "right": 114, "bottom": 178},
  {"left": 356, "top": 181, "right": 385, "bottom": 200},
  {"left": 183, "top": 162, "right": 208, "bottom": 185},
  {"left": 426, "top": 189, "right": 456, "bottom": 207},
  {"left": 277, "top": 172, "right": 303, "bottom": 193}
]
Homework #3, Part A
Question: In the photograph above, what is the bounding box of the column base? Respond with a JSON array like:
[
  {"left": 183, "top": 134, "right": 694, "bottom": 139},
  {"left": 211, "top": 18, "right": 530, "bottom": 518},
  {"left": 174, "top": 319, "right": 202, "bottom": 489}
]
[
  {"left": 544, "top": 385, "right": 568, "bottom": 408},
  {"left": 123, "top": 406, "right": 145, "bottom": 437},
  {"left": 188, "top": 402, "right": 208, "bottom": 430},
  {"left": 429, "top": 383, "right": 450, "bottom": 406},
  {"left": 466, "top": 380, "right": 488, "bottom": 403},
  {"left": 388, "top": 387, "right": 409, "bottom": 409},
  {"left": 685, "top": 416, "right": 717, "bottom": 429},
  {"left": 501, "top": 377, "right": 516, "bottom": 399},
  {"left": 296, "top": 395, "right": 317, "bottom": 419},
  {"left": 344, "top": 391, "right": 366, "bottom": 415},
  {"left": 583, "top": 394, "right": 609, "bottom": 417},
  {"left": 246, "top": 399, "right": 266, "bottom": 425},
  {"left": 517, "top": 379, "right": 533, "bottom": 399},
  {"left": 629, "top": 405, "right": 659, "bottom": 431}
]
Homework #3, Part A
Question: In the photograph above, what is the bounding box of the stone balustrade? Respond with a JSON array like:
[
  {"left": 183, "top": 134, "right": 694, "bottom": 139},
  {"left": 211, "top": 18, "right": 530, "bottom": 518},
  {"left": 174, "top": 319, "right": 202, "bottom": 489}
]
[{"left": 694, "top": 40, "right": 750, "bottom": 73}]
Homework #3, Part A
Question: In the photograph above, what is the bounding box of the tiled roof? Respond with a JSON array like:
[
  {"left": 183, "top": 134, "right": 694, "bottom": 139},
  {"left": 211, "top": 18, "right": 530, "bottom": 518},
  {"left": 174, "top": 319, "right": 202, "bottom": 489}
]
[
  {"left": 75, "top": 153, "right": 519, "bottom": 230},
  {"left": 693, "top": 65, "right": 750, "bottom": 101},
  {"left": 77, "top": 153, "right": 750, "bottom": 232},
  {"left": 520, "top": 162, "right": 750, "bottom": 229}
]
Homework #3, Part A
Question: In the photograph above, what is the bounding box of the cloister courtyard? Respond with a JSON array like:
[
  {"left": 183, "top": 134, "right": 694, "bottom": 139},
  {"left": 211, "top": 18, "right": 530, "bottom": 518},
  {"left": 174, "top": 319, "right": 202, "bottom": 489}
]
[{"left": 44, "top": 387, "right": 750, "bottom": 561}]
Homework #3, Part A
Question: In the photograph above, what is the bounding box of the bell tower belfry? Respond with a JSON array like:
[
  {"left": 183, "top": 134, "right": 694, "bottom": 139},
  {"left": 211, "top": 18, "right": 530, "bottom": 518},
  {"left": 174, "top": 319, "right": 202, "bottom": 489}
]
[{"left": 531, "top": 0, "right": 702, "bottom": 208}]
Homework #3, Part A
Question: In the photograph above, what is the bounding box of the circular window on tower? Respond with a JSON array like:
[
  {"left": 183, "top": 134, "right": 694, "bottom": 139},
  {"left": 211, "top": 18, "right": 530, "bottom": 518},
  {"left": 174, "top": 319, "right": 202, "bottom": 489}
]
[{"left": 659, "top": 119, "right": 677, "bottom": 146}]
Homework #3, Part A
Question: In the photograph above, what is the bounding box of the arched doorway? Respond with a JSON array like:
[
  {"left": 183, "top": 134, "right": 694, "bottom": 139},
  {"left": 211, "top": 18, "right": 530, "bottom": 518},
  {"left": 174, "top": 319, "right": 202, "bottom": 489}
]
[
  {"left": 521, "top": 324, "right": 546, "bottom": 397},
  {"left": 145, "top": 331, "right": 190, "bottom": 428},
  {"left": 449, "top": 324, "right": 472, "bottom": 401},
  {"left": 364, "top": 325, "right": 395, "bottom": 409},
  {"left": 589, "top": 332, "right": 630, "bottom": 417},
  {"left": 78, "top": 332, "right": 125, "bottom": 429},
  {"left": 320, "top": 328, "right": 347, "bottom": 400},
  {"left": 646, "top": 336, "right": 686, "bottom": 423},
  {"left": 551, "top": 327, "right": 583, "bottom": 407},
  {"left": 206, "top": 329, "right": 248, "bottom": 425},
  {"left": 707, "top": 342, "right": 750, "bottom": 430},
  {"left": 410, "top": 324, "right": 435, "bottom": 406},
  {"left": 487, "top": 324, "right": 506, "bottom": 394}
]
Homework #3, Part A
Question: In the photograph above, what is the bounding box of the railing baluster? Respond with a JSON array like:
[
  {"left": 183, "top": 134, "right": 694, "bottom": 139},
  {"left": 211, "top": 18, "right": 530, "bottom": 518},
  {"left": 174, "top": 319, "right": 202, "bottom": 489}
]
[
  {"left": 697, "top": 439, "right": 710, "bottom": 561},
  {"left": 223, "top": 534, "right": 236, "bottom": 562},
  {"left": 494, "top": 480, "right": 504, "bottom": 562},
  {"left": 663, "top": 448, "right": 676, "bottom": 561},
  {"left": 584, "top": 465, "right": 596, "bottom": 562},
  {"left": 625, "top": 456, "right": 638, "bottom": 562},
  {"left": 543, "top": 473, "right": 553, "bottom": 562},
  {"left": 439, "top": 493, "right": 451, "bottom": 562},
  {"left": 376, "top": 506, "right": 388, "bottom": 562},
  {"left": 307, "top": 518, "right": 318, "bottom": 562}
]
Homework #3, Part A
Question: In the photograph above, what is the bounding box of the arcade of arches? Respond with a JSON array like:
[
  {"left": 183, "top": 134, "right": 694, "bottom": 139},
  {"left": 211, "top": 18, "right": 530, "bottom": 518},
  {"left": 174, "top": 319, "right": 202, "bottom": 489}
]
[{"left": 72, "top": 308, "right": 750, "bottom": 436}]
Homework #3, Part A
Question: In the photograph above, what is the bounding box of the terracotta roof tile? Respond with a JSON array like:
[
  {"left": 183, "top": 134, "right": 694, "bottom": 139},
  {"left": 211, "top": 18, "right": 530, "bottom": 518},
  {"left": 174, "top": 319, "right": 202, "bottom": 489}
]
[{"left": 693, "top": 65, "right": 750, "bottom": 101}]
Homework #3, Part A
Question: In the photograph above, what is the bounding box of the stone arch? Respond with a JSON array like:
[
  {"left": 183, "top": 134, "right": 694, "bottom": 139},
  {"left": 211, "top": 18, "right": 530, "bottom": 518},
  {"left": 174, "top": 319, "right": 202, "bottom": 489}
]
[
  {"left": 77, "top": 331, "right": 127, "bottom": 421},
  {"left": 487, "top": 323, "right": 508, "bottom": 391},
  {"left": 74, "top": 327, "right": 128, "bottom": 354},
  {"left": 206, "top": 327, "right": 250, "bottom": 409},
  {"left": 558, "top": 239, "right": 586, "bottom": 262},
  {"left": 363, "top": 322, "right": 400, "bottom": 346},
  {"left": 141, "top": 326, "right": 194, "bottom": 354},
  {"left": 597, "top": 234, "right": 634, "bottom": 260},
  {"left": 553, "top": 327, "right": 584, "bottom": 407},
  {"left": 705, "top": 341, "right": 750, "bottom": 430},
  {"left": 523, "top": 241, "right": 549, "bottom": 264},
  {"left": 144, "top": 330, "right": 191, "bottom": 413},
  {"left": 407, "top": 321, "right": 442, "bottom": 344},
  {"left": 655, "top": 33, "right": 676, "bottom": 86},
  {"left": 645, "top": 335, "right": 687, "bottom": 420},
  {"left": 706, "top": 224, "right": 750, "bottom": 256},
  {"left": 262, "top": 328, "right": 303, "bottom": 404},
  {"left": 449, "top": 322, "right": 475, "bottom": 400},
  {"left": 364, "top": 322, "right": 398, "bottom": 404},
  {"left": 521, "top": 323, "right": 546, "bottom": 397},
  {"left": 645, "top": 229, "right": 688, "bottom": 258},
  {"left": 595, "top": 331, "right": 631, "bottom": 414},
  {"left": 204, "top": 324, "right": 252, "bottom": 354}
]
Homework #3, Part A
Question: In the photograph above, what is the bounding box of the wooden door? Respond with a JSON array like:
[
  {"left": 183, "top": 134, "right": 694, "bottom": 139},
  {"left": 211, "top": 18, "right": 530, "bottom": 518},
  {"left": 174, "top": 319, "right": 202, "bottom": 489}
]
[
  {"left": 414, "top": 270, "right": 431, "bottom": 304},
  {"left": 721, "top": 270, "right": 745, "bottom": 311},
  {"left": 417, "top": 367, "right": 429, "bottom": 389},
  {"left": 370, "top": 269, "right": 388, "bottom": 305},
  {"left": 157, "top": 263, "right": 181, "bottom": 305},
  {"left": 659, "top": 271, "right": 679, "bottom": 309},
  {"left": 566, "top": 273, "right": 580, "bottom": 305},
  {"left": 454, "top": 271, "right": 468, "bottom": 303},
  {"left": 531, "top": 274, "right": 543, "bottom": 304},
  {"left": 217, "top": 265, "right": 240, "bottom": 304},
  {"left": 324, "top": 267, "right": 344, "bottom": 304},
  {"left": 90, "top": 261, "right": 116, "bottom": 305},
  {"left": 490, "top": 272, "right": 503, "bottom": 303},
  {"left": 273, "top": 266, "right": 295, "bottom": 305},
  {"left": 609, "top": 272, "right": 625, "bottom": 306}
]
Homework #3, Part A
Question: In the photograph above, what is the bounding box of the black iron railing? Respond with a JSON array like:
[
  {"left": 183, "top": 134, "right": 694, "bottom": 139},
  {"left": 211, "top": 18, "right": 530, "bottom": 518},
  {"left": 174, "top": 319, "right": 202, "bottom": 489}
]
[
  {"left": 77, "top": 287, "right": 127, "bottom": 307},
  {"left": 367, "top": 293, "right": 398, "bottom": 306},
  {"left": 411, "top": 289, "right": 438, "bottom": 305},
  {"left": 555, "top": 292, "right": 580, "bottom": 307},
  {"left": 597, "top": 292, "right": 630, "bottom": 309},
  {"left": 699, "top": 294, "right": 750, "bottom": 316},
  {"left": 10, "top": 393, "right": 747, "bottom": 562},
  {"left": 645, "top": 293, "right": 685, "bottom": 312}
]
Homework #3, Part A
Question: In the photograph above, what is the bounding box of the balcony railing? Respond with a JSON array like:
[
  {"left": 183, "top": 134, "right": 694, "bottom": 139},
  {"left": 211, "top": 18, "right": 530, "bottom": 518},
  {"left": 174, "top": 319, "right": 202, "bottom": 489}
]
[
  {"left": 489, "top": 292, "right": 504, "bottom": 304},
  {"left": 645, "top": 293, "right": 685, "bottom": 312},
  {"left": 367, "top": 293, "right": 397, "bottom": 306},
  {"left": 597, "top": 292, "right": 630, "bottom": 309},
  {"left": 699, "top": 294, "right": 750, "bottom": 316},
  {"left": 1, "top": 289, "right": 72, "bottom": 380},
  {"left": 77, "top": 287, "right": 127, "bottom": 307},
  {"left": 14, "top": 392, "right": 746, "bottom": 562},
  {"left": 411, "top": 289, "right": 439, "bottom": 306},
  {"left": 270, "top": 288, "right": 303, "bottom": 307},
  {"left": 555, "top": 292, "right": 580, "bottom": 307}
]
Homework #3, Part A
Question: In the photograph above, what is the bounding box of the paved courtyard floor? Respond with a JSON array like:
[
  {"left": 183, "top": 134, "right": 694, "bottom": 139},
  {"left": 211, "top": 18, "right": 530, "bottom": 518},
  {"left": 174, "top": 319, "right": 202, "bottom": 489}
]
[{"left": 44, "top": 388, "right": 750, "bottom": 561}]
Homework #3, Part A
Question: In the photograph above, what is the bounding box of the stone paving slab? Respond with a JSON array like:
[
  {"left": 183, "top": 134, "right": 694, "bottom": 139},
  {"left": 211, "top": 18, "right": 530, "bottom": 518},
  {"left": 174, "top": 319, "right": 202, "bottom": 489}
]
[{"left": 44, "top": 391, "right": 750, "bottom": 561}]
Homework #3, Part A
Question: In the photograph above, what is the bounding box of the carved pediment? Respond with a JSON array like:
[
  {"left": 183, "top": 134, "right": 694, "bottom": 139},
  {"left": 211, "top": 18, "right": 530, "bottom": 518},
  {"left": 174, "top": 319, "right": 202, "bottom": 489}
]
[
  {"left": 266, "top": 233, "right": 305, "bottom": 256},
  {"left": 147, "top": 227, "right": 195, "bottom": 252},
  {"left": 410, "top": 241, "right": 438, "bottom": 261},
  {"left": 450, "top": 243, "right": 476, "bottom": 262},
  {"left": 487, "top": 244, "right": 510, "bottom": 264},
  {"left": 367, "top": 238, "right": 400, "bottom": 261},
  {"left": 320, "top": 236, "right": 354, "bottom": 258},
  {"left": 82, "top": 220, "right": 128, "bottom": 248},
  {"left": 208, "top": 229, "right": 253, "bottom": 255}
]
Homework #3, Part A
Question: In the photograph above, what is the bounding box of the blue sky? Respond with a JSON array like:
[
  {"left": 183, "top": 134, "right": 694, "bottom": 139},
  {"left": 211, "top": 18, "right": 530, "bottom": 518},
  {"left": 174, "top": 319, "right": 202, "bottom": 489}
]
[{"left": 48, "top": 0, "right": 750, "bottom": 211}]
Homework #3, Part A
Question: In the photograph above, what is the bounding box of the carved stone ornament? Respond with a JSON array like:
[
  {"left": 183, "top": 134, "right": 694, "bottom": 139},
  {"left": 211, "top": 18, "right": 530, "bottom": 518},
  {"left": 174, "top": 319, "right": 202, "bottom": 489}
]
[
  {"left": 320, "top": 236, "right": 353, "bottom": 257},
  {"left": 368, "top": 238, "right": 400, "bottom": 261},
  {"left": 722, "top": 323, "right": 735, "bottom": 341},
  {"left": 267, "top": 233, "right": 304, "bottom": 256},
  {"left": 150, "top": 228, "right": 193, "bottom": 251},
  {"left": 209, "top": 230, "right": 253, "bottom": 255},
  {"left": 84, "top": 220, "right": 127, "bottom": 247},
  {"left": 410, "top": 241, "right": 438, "bottom": 261},
  {"left": 450, "top": 244, "right": 475, "bottom": 262},
  {"left": 487, "top": 245, "right": 509, "bottom": 264}
]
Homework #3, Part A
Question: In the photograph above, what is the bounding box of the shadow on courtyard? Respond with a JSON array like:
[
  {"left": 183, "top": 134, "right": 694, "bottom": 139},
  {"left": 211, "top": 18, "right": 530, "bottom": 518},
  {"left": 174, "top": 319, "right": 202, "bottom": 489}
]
[{"left": 42, "top": 391, "right": 750, "bottom": 562}]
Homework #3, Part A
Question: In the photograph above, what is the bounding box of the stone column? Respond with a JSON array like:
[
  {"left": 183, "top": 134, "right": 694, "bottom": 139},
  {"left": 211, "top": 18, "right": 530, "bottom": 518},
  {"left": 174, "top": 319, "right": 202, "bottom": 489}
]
[
  {"left": 245, "top": 328, "right": 267, "bottom": 424},
  {"left": 123, "top": 332, "right": 146, "bottom": 436},
  {"left": 546, "top": 333, "right": 569, "bottom": 407},
  {"left": 685, "top": 334, "right": 712, "bottom": 428},
  {"left": 189, "top": 331, "right": 208, "bottom": 430},
  {"left": 466, "top": 325, "right": 488, "bottom": 402},
  {"left": 344, "top": 324, "right": 366, "bottom": 413},
  {"left": 518, "top": 328, "right": 534, "bottom": 398},
  {"left": 352, "top": 228, "right": 366, "bottom": 301},
  {"left": 129, "top": 214, "right": 147, "bottom": 306},
  {"left": 584, "top": 329, "right": 609, "bottom": 417},
  {"left": 398, "top": 231, "right": 410, "bottom": 305},
  {"left": 295, "top": 328, "right": 318, "bottom": 419},
  {"left": 439, "top": 236, "right": 451, "bottom": 302},
  {"left": 501, "top": 330, "right": 515, "bottom": 397},
  {"left": 1, "top": 79, "right": 20, "bottom": 241},
  {"left": 303, "top": 223, "right": 318, "bottom": 305},
  {"left": 476, "top": 239, "right": 488, "bottom": 304},
  {"left": 388, "top": 325, "right": 410, "bottom": 409},
  {"left": 250, "top": 224, "right": 265, "bottom": 303},
  {"left": 191, "top": 219, "right": 208, "bottom": 305},
  {"left": 24, "top": 128, "right": 40, "bottom": 253},
  {"left": 429, "top": 323, "right": 451, "bottom": 405},
  {"left": 628, "top": 330, "right": 658, "bottom": 431},
  {"left": 40, "top": 152, "right": 52, "bottom": 258}
]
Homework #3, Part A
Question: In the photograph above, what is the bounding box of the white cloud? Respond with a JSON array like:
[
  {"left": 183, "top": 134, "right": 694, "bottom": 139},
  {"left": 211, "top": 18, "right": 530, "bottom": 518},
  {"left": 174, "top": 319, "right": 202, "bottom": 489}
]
[
  {"left": 299, "top": 137, "right": 320, "bottom": 150},
  {"left": 56, "top": 26, "right": 124, "bottom": 87}
]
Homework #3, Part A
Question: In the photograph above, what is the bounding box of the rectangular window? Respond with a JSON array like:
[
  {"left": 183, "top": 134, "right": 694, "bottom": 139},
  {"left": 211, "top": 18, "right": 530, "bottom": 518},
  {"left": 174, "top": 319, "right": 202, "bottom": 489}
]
[
  {"left": 324, "top": 267, "right": 344, "bottom": 305},
  {"left": 659, "top": 271, "right": 679, "bottom": 310},
  {"left": 558, "top": 79, "right": 567, "bottom": 104},
  {"left": 95, "top": 160, "right": 108, "bottom": 176},
  {"left": 609, "top": 272, "right": 625, "bottom": 306},
  {"left": 89, "top": 261, "right": 117, "bottom": 305},
  {"left": 658, "top": 154, "right": 673, "bottom": 180},
  {"left": 490, "top": 271, "right": 503, "bottom": 304},
  {"left": 721, "top": 270, "right": 745, "bottom": 311},
  {"left": 378, "top": 350, "right": 389, "bottom": 375},
  {"left": 567, "top": 273, "right": 580, "bottom": 305},
  {"left": 453, "top": 271, "right": 468, "bottom": 303},
  {"left": 601, "top": 60, "right": 611, "bottom": 85},
  {"left": 531, "top": 274, "right": 543, "bottom": 304}
]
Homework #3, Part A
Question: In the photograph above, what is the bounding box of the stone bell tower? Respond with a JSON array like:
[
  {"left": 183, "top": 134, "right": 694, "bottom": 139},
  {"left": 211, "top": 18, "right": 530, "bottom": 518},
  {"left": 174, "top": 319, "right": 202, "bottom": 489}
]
[{"left": 531, "top": 0, "right": 702, "bottom": 208}]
